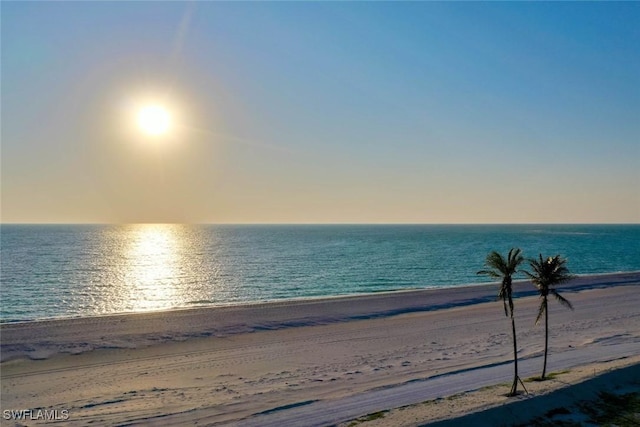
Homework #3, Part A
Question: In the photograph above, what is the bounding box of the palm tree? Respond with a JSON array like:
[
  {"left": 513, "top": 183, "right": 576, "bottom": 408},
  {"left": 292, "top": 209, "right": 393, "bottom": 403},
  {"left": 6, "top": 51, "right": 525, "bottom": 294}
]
[
  {"left": 524, "top": 254, "right": 575, "bottom": 380},
  {"left": 477, "top": 248, "right": 525, "bottom": 396}
]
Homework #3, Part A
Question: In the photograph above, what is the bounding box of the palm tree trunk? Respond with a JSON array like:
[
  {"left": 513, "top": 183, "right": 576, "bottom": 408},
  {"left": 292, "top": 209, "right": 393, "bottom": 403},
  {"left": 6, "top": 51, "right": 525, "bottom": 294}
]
[
  {"left": 542, "top": 297, "right": 549, "bottom": 379},
  {"left": 510, "top": 315, "right": 518, "bottom": 396}
]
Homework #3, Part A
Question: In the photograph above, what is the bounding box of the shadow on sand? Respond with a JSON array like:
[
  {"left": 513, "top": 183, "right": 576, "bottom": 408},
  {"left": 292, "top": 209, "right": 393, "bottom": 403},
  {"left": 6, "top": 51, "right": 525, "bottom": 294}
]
[{"left": 425, "top": 363, "right": 640, "bottom": 427}]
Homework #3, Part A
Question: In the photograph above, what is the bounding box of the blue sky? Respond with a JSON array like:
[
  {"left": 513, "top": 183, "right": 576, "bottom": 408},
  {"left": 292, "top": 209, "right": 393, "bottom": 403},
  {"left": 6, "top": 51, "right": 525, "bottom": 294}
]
[{"left": 2, "top": 2, "right": 639, "bottom": 223}]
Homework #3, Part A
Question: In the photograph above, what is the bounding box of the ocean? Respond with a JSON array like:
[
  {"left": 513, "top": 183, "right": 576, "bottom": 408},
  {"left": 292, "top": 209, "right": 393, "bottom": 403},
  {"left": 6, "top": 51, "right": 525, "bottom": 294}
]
[{"left": 1, "top": 224, "right": 638, "bottom": 322}]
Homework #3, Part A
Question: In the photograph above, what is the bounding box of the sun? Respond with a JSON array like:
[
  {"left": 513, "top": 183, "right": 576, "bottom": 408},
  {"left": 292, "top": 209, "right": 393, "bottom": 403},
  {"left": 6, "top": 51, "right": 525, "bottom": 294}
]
[{"left": 137, "top": 105, "right": 171, "bottom": 136}]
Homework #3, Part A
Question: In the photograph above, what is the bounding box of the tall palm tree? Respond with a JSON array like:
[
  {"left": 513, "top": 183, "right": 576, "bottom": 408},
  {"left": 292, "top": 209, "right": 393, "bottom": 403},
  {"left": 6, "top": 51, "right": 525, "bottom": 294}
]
[
  {"left": 477, "top": 248, "right": 525, "bottom": 396},
  {"left": 524, "top": 254, "right": 575, "bottom": 380}
]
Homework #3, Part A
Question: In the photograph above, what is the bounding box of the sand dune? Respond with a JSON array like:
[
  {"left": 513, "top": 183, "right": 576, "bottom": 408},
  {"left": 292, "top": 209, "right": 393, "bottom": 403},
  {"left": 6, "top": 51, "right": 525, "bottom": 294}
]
[{"left": 1, "top": 272, "right": 638, "bottom": 426}]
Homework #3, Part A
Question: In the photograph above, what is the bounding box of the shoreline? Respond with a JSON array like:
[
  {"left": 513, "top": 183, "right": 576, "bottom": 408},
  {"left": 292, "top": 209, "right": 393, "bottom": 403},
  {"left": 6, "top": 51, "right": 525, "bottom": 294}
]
[
  {"left": 2, "top": 271, "right": 638, "bottom": 363},
  {"left": 2, "top": 270, "right": 638, "bottom": 326}
]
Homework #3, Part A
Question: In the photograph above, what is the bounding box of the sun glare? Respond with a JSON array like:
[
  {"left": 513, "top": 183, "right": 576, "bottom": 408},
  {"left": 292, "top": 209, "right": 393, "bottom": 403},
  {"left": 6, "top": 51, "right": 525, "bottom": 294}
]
[{"left": 137, "top": 105, "right": 171, "bottom": 136}]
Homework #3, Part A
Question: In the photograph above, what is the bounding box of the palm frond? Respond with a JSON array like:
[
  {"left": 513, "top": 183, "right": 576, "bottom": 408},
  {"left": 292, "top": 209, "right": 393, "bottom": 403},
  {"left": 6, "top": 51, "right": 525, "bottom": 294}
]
[
  {"left": 478, "top": 248, "right": 524, "bottom": 318},
  {"left": 477, "top": 269, "right": 501, "bottom": 279},
  {"left": 522, "top": 269, "right": 537, "bottom": 282},
  {"left": 551, "top": 289, "right": 574, "bottom": 310},
  {"left": 528, "top": 254, "right": 575, "bottom": 292},
  {"left": 527, "top": 253, "right": 575, "bottom": 318},
  {"left": 507, "top": 247, "right": 524, "bottom": 270},
  {"left": 527, "top": 255, "right": 544, "bottom": 281}
]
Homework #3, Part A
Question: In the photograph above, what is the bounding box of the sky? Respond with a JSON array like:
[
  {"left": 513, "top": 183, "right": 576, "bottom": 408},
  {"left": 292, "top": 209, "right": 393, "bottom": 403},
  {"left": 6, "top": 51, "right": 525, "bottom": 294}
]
[{"left": 2, "top": 2, "right": 639, "bottom": 224}]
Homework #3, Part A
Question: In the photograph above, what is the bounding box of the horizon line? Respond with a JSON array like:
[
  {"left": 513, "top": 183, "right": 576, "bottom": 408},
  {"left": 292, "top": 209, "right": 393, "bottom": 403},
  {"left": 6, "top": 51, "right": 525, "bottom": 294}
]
[{"left": 1, "top": 222, "right": 639, "bottom": 226}]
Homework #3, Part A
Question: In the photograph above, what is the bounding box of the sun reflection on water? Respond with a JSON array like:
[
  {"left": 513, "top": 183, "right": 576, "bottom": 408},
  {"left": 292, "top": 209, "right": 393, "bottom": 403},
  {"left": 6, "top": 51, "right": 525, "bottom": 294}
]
[{"left": 123, "top": 224, "right": 182, "bottom": 312}]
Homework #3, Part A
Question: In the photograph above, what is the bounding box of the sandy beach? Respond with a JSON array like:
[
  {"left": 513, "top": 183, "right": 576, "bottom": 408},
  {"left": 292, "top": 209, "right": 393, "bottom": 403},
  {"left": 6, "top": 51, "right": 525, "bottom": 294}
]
[{"left": 1, "top": 272, "right": 639, "bottom": 426}]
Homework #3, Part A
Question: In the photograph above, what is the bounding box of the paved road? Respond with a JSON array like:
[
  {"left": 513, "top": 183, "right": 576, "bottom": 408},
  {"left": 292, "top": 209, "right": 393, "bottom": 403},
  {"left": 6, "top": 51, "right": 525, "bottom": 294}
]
[{"left": 239, "top": 341, "right": 640, "bottom": 427}]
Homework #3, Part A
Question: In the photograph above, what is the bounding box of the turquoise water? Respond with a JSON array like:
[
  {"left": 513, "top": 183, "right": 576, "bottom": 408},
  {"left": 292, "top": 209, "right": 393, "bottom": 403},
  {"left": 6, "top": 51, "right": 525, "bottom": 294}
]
[{"left": 1, "top": 224, "right": 638, "bottom": 322}]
